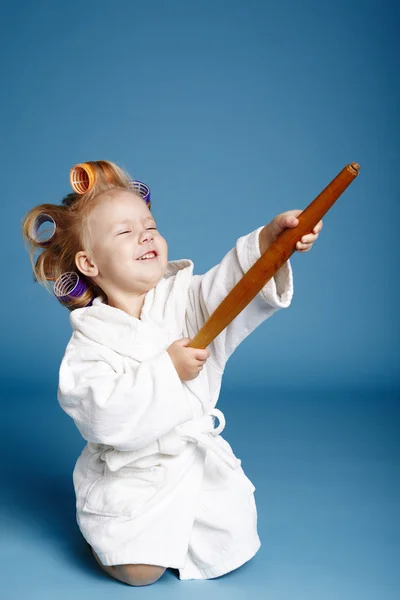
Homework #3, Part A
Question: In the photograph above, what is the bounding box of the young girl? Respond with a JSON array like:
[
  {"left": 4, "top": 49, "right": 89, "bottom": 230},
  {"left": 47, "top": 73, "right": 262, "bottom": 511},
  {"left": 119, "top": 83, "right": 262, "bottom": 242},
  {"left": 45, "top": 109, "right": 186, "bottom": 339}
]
[{"left": 21, "top": 160, "right": 322, "bottom": 586}]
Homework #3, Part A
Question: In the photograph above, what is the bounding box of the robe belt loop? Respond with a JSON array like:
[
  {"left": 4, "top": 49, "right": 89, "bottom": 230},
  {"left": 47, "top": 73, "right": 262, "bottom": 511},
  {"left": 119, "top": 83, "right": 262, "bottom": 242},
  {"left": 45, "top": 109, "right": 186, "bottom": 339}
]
[{"left": 176, "top": 408, "right": 241, "bottom": 470}]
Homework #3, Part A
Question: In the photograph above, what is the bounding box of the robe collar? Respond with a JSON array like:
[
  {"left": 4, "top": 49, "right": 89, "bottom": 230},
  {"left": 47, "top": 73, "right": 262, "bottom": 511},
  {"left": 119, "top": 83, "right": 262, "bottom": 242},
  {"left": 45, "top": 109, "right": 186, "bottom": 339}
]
[{"left": 69, "top": 259, "right": 193, "bottom": 362}]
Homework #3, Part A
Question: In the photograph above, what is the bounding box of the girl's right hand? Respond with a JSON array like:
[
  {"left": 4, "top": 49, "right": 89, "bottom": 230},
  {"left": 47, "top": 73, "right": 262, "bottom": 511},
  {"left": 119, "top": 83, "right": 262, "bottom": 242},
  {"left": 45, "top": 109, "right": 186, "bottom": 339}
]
[{"left": 166, "top": 338, "right": 210, "bottom": 381}]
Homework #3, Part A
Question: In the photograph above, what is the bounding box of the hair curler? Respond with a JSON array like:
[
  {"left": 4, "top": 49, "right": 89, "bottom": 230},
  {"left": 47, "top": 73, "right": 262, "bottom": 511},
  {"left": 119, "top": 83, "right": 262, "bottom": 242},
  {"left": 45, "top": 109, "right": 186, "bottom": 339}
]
[
  {"left": 128, "top": 180, "right": 151, "bottom": 204},
  {"left": 69, "top": 161, "right": 112, "bottom": 194},
  {"left": 186, "top": 162, "right": 360, "bottom": 350},
  {"left": 29, "top": 213, "right": 56, "bottom": 247},
  {"left": 69, "top": 163, "right": 94, "bottom": 194},
  {"left": 53, "top": 272, "right": 93, "bottom": 307}
]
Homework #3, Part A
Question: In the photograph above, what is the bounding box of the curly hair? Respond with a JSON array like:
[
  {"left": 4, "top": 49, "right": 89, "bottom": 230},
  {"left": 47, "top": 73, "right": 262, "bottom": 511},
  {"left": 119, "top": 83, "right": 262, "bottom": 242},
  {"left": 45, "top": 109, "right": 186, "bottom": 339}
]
[{"left": 21, "top": 160, "right": 150, "bottom": 311}]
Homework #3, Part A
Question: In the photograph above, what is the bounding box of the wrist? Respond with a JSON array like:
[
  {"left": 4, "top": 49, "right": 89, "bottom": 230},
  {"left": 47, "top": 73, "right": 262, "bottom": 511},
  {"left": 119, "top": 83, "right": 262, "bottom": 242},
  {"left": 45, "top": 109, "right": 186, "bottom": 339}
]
[{"left": 259, "top": 225, "right": 273, "bottom": 255}]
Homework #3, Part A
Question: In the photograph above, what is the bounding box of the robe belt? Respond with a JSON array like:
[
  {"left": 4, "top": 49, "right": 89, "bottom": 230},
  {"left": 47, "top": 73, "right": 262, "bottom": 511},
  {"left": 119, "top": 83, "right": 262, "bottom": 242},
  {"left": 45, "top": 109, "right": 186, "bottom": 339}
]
[
  {"left": 95, "top": 409, "right": 241, "bottom": 473},
  {"left": 175, "top": 408, "right": 242, "bottom": 470}
]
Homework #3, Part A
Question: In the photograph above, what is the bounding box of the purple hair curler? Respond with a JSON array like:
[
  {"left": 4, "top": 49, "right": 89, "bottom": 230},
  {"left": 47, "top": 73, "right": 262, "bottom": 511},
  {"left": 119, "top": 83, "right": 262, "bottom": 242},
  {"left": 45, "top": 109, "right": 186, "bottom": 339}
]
[
  {"left": 53, "top": 271, "right": 93, "bottom": 307},
  {"left": 129, "top": 180, "right": 151, "bottom": 204},
  {"left": 30, "top": 213, "right": 56, "bottom": 247}
]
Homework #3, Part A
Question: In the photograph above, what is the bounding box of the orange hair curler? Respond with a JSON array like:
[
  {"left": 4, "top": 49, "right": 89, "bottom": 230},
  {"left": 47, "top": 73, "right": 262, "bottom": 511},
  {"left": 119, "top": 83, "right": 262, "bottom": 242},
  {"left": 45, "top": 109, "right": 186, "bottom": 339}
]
[{"left": 69, "top": 161, "right": 114, "bottom": 194}]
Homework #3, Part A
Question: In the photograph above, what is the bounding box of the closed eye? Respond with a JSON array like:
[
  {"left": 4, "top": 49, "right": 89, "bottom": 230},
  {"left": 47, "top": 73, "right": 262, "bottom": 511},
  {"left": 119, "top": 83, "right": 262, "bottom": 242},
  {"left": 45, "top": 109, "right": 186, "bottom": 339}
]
[{"left": 118, "top": 227, "right": 157, "bottom": 235}]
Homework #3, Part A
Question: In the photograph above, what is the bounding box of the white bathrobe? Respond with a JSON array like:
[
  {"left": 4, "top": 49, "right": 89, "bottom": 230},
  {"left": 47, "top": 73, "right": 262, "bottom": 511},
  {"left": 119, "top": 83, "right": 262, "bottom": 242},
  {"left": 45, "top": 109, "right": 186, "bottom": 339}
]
[{"left": 57, "top": 225, "right": 294, "bottom": 580}]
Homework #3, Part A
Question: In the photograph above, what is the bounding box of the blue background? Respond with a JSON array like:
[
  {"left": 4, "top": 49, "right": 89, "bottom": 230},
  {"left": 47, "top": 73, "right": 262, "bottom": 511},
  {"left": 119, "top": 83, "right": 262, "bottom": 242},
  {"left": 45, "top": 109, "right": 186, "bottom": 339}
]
[{"left": 2, "top": 0, "right": 399, "bottom": 598}]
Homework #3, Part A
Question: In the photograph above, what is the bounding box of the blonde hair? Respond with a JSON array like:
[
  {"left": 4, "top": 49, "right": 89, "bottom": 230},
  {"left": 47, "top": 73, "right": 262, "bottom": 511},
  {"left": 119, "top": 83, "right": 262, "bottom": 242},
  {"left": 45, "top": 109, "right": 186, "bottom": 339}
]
[{"left": 21, "top": 160, "right": 150, "bottom": 311}]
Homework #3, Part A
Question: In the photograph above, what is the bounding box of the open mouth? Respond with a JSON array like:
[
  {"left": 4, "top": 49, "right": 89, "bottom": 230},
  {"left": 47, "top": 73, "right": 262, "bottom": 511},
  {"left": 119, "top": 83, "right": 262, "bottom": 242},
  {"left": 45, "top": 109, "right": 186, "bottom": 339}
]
[{"left": 136, "top": 251, "right": 158, "bottom": 261}]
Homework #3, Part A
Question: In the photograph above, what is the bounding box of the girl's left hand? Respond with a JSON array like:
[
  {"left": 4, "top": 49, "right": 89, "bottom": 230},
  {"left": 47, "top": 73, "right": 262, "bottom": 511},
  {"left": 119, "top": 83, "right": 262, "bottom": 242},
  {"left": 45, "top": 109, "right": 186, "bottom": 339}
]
[{"left": 264, "top": 209, "right": 323, "bottom": 252}]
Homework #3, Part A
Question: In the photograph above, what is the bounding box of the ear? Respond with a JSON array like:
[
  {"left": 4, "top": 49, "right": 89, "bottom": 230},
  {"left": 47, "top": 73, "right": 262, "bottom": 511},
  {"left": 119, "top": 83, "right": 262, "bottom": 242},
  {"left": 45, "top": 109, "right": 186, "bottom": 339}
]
[{"left": 75, "top": 250, "right": 99, "bottom": 277}]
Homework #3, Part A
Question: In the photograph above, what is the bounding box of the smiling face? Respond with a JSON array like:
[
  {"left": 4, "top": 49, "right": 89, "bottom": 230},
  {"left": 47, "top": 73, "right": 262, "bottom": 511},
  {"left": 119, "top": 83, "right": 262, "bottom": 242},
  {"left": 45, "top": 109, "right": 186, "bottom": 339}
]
[{"left": 75, "top": 189, "right": 168, "bottom": 318}]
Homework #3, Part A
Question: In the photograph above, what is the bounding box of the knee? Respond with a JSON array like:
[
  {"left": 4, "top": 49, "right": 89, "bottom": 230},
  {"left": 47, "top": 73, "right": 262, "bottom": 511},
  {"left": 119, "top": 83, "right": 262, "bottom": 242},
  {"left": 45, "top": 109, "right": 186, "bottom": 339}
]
[{"left": 115, "top": 563, "right": 167, "bottom": 587}]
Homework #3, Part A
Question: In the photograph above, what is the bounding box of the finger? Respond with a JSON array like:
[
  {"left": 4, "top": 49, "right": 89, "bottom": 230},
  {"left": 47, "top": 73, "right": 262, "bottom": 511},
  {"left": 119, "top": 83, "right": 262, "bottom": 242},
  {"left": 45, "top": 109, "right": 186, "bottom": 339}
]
[
  {"left": 300, "top": 233, "right": 318, "bottom": 244},
  {"left": 196, "top": 355, "right": 208, "bottom": 363},
  {"left": 287, "top": 209, "right": 303, "bottom": 218},
  {"left": 194, "top": 350, "right": 208, "bottom": 360},
  {"left": 313, "top": 220, "right": 323, "bottom": 234},
  {"left": 296, "top": 241, "right": 312, "bottom": 251},
  {"left": 283, "top": 216, "right": 299, "bottom": 228}
]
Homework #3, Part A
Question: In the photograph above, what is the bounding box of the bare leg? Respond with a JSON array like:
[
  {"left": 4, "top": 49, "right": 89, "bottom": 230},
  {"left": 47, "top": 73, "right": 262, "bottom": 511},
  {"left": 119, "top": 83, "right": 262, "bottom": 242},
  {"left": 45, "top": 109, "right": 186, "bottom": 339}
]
[{"left": 90, "top": 546, "right": 167, "bottom": 586}]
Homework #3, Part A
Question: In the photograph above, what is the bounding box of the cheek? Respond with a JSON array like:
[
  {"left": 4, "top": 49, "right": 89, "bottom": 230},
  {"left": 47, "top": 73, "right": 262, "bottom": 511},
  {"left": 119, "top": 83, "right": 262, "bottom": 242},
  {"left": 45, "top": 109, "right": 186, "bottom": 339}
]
[
  {"left": 102, "top": 247, "right": 128, "bottom": 270},
  {"left": 159, "top": 236, "right": 168, "bottom": 253}
]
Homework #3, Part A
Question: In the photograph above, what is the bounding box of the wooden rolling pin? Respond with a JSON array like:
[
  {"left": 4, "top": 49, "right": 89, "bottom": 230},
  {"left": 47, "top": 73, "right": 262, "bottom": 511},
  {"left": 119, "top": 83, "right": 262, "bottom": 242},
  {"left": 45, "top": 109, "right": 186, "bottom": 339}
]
[{"left": 187, "top": 162, "right": 360, "bottom": 350}]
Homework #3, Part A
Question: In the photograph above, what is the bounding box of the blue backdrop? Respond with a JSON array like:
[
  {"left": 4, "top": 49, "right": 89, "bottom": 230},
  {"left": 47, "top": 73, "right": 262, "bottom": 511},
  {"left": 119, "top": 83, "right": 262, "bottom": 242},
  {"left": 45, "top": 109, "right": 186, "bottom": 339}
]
[{"left": 2, "top": 1, "right": 399, "bottom": 598}]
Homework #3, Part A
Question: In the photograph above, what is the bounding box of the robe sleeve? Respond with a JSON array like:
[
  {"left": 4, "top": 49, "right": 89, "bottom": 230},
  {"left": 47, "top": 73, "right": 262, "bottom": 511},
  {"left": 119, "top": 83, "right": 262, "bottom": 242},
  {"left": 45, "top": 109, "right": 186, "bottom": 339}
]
[
  {"left": 185, "top": 225, "right": 294, "bottom": 373},
  {"left": 57, "top": 347, "right": 193, "bottom": 451}
]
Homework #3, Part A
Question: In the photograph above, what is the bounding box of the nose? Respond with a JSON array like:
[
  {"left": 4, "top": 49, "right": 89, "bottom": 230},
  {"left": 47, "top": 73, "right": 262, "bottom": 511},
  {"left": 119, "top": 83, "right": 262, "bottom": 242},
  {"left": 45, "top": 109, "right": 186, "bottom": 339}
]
[{"left": 139, "top": 229, "right": 155, "bottom": 244}]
